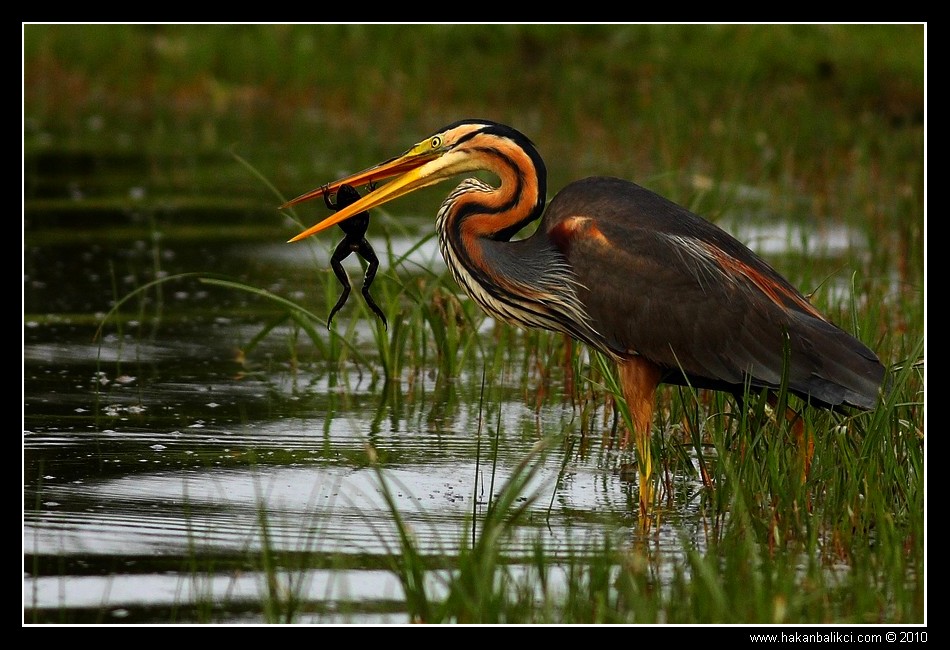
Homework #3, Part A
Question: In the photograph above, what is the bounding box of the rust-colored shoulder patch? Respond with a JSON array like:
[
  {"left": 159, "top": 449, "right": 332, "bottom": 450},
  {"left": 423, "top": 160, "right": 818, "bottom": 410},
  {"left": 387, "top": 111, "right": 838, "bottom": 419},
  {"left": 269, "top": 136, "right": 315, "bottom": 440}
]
[{"left": 549, "top": 216, "right": 611, "bottom": 256}]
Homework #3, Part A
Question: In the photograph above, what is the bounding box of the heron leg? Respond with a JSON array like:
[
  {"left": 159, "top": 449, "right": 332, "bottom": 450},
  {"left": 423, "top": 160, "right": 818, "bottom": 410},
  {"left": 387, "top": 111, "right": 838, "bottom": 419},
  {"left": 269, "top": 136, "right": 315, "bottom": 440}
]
[
  {"left": 355, "top": 239, "right": 388, "bottom": 329},
  {"left": 732, "top": 391, "right": 814, "bottom": 506},
  {"left": 617, "top": 356, "right": 662, "bottom": 522},
  {"left": 327, "top": 243, "right": 352, "bottom": 330},
  {"left": 765, "top": 394, "right": 813, "bottom": 486},
  {"left": 618, "top": 356, "right": 662, "bottom": 447}
]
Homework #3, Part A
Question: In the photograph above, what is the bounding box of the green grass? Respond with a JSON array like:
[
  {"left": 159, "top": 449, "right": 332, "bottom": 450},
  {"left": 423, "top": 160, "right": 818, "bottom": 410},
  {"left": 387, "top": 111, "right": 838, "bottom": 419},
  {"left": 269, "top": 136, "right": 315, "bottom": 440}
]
[{"left": 24, "top": 24, "right": 924, "bottom": 624}]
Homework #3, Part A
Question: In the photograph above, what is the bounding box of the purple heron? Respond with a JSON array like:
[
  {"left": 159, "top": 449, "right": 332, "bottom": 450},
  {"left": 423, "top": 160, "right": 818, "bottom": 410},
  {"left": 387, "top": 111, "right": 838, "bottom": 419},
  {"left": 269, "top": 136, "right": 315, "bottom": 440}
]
[{"left": 281, "top": 119, "right": 885, "bottom": 514}]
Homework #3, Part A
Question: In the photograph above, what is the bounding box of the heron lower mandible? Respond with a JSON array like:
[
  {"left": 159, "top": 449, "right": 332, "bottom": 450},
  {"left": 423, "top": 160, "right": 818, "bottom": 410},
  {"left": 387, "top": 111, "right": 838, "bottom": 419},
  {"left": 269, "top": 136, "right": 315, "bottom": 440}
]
[{"left": 281, "top": 119, "right": 885, "bottom": 519}]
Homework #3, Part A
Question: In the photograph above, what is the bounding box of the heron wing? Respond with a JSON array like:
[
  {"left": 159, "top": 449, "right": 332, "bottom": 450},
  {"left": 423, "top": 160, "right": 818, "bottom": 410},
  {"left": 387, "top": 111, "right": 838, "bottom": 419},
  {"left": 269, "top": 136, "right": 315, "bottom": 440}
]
[{"left": 545, "top": 177, "right": 883, "bottom": 408}]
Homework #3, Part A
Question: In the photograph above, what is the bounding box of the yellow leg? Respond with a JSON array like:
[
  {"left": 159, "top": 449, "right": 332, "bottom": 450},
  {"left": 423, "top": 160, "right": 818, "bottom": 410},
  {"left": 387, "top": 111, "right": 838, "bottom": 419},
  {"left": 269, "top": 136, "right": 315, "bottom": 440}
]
[
  {"left": 618, "top": 357, "right": 662, "bottom": 525},
  {"left": 766, "top": 395, "right": 814, "bottom": 485}
]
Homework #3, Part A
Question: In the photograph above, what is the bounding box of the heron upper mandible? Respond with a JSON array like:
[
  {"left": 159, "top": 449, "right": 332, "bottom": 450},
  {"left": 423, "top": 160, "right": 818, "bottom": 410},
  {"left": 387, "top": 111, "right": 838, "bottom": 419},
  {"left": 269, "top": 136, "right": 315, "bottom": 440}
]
[{"left": 281, "top": 119, "right": 885, "bottom": 517}]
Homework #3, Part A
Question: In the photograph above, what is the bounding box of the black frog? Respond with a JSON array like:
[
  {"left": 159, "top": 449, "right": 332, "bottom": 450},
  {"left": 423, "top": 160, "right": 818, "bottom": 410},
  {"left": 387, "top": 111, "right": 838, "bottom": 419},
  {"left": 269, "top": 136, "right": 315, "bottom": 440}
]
[{"left": 323, "top": 183, "right": 387, "bottom": 330}]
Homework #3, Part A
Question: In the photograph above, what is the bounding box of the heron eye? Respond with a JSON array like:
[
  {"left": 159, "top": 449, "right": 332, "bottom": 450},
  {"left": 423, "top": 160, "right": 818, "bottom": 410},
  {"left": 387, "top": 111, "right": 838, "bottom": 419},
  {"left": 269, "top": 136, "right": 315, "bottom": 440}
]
[{"left": 430, "top": 136, "right": 442, "bottom": 149}]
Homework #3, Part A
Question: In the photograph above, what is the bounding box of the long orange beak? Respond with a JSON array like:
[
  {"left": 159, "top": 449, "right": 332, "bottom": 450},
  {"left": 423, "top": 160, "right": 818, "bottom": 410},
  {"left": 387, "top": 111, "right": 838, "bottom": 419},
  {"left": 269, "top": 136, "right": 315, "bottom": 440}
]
[{"left": 281, "top": 147, "right": 445, "bottom": 243}]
